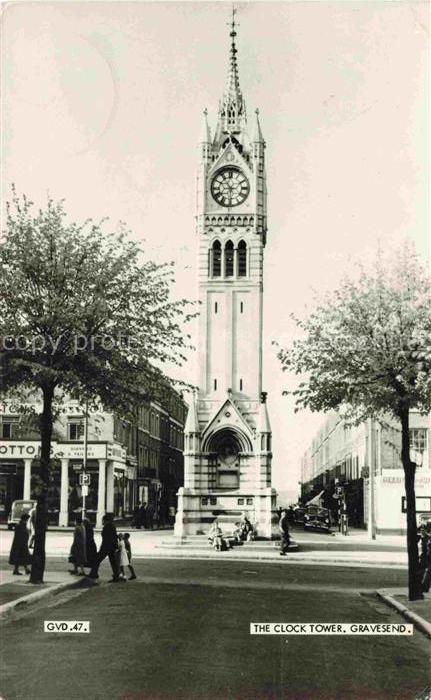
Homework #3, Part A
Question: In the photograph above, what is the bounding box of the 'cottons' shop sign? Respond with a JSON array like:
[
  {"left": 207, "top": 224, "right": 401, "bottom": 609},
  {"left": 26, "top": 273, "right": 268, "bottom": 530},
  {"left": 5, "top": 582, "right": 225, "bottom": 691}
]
[
  {"left": 0, "top": 441, "right": 109, "bottom": 460},
  {"left": 0, "top": 442, "right": 41, "bottom": 457}
]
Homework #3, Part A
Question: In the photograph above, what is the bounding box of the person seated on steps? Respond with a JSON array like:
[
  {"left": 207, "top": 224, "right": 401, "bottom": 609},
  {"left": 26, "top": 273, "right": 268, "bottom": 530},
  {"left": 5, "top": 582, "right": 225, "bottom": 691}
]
[
  {"left": 208, "top": 519, "right": 231, "bottom": 551},
  {"left": 239, "top": 513, "right": 256, "bottom": 542}
]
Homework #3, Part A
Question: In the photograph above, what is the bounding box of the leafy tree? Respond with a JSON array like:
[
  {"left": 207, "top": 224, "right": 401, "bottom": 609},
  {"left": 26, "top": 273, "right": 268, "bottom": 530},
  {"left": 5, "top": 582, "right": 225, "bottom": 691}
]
[
  {"left": 276, "top": 245, "right": 431, "bottom": 600},
  {"left": 0, "top": 190, "right": 194, "bottom": 583}
]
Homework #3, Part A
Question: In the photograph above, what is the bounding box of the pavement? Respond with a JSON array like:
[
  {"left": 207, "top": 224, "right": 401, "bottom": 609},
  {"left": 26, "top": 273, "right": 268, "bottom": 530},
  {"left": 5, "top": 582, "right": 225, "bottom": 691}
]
[
  {"left": 0, "top": 568, "right": 88, "bottom": 617},
  {"left": 0, "top": 525, "right": 408, "bottom": 568},
  {"left": 376, "top": 588, "right": 431, "bottom": 639}
]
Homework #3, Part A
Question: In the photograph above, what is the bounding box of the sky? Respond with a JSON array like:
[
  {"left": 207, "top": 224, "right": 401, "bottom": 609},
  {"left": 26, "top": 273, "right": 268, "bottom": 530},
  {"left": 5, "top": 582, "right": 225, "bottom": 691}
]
[{"left": 2, "top": 0, "right": 429, "bottom": 500}]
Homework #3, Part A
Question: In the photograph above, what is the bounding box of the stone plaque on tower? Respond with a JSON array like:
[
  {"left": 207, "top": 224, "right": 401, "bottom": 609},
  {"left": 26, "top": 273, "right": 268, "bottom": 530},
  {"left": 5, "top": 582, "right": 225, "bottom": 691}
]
[{"left": 174, "top": 12, "right": 278, "bottom": 539}]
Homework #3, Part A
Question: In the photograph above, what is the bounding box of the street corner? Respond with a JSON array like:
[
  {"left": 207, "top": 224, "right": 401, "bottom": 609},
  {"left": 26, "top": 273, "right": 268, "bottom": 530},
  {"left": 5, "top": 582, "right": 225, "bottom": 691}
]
[{"left": 376, "top": 588, "right": 431, "bottom": 639}]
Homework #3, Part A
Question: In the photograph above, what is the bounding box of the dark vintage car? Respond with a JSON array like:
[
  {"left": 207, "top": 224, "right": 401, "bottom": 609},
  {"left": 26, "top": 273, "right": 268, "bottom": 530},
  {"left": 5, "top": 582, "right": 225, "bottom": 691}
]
[
  {"left": 292, "top": 506, "right": 306, "bottom": 524},
  {"left": 303, "top": 505, "right": 331, "bottom": 532},
  {"left": 7, "top": 499, "right": 37, "bottom": 530}
]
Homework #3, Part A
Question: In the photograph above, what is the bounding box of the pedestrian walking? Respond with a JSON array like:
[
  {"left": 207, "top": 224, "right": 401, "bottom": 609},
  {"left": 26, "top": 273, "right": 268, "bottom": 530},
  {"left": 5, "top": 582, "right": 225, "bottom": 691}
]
[
  {"left": 131, "top": 502, "right": 141, "bottom": 529},
  {"left": 419, "top": 522, "right": 431, "bottom": 593},
  {"left": 83, "top": 517, "right": 97, "bottom": 569},
  {"left": 139, "top": 502, "right": 147, "bottom": 529},
  {"left": 279, "top": 508, "right": 291, "bottom": 556},
  {"left": 9, "top": 513, "right": 32, "bottom": 575},
  {"left": 146, "top": 504, "right": 154, "bottom": 530},
  {"left": 27, "top": 504, "right": 36, "bottom": 549},
  {"left": 69, "top": 514, "right": 87, "bottom": 575},
  {"left": 123, "top": 532, "right": 137, "bottom": 580},
  {"left": 88, "top": 514, "right": 121, "bottom": 582}
]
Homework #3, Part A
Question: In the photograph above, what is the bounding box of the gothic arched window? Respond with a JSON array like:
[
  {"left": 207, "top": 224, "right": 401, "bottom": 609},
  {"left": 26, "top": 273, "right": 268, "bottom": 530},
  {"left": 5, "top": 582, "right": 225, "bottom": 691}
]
[
  {"left": 212, "top": 240, "right": 221, "bottom": 277},
  {"left": 237, "top": 240, "right": 247, "bottom": 277},
  {"left": 225, "top": 241, "right": 234, "bottom": 277}
]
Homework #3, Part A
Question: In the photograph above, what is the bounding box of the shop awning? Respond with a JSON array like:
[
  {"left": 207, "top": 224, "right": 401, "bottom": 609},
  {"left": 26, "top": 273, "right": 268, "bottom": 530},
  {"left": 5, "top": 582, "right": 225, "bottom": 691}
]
[{"left": 307, "top": 490, "right": 325, "bottom": 506}]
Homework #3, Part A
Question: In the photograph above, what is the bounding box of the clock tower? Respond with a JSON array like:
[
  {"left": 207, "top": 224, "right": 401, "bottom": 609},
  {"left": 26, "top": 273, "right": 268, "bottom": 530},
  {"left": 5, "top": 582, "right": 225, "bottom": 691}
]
[{"left": 175, "top": 12, "right": 277, "bottom": 538}]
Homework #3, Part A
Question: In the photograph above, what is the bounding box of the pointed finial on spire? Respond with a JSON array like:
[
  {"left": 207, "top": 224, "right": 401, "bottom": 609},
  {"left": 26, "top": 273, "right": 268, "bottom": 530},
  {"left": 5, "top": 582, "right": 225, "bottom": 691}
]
[
  {"left": 185, "top": 389, "right": 200, "bottom": 434},
  {"left": 253, "top": 107, "right": 265, "bottom": 143},
  {"left": 200, "top": 108, "right": 211, "bottom": 143}
]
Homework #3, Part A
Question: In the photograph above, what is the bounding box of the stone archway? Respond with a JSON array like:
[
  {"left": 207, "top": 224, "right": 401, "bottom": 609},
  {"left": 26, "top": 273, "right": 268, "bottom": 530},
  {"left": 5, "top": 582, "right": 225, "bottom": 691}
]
[{"left": 203, "top": 426, "right": 252, "bottom": 456}]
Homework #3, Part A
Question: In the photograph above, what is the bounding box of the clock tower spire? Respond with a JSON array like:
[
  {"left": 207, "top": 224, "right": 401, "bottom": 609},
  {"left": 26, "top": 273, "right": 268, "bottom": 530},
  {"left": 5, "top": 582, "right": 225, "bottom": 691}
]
[
  {"left": 218, "top": 8, "right": 246, "bottom": 135},
  {"left": 175, "top": 11, "right": 277, "bottom": 539}
]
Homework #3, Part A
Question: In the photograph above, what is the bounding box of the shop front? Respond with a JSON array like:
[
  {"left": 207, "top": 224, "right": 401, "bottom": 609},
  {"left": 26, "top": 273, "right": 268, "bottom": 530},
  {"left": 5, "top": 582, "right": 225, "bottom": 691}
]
[
  {"left": 0, "top": 440, "right": 130, "bottom": 528},
  {"left": 365, "top": 472, "right": 431, "bottom": 534}
]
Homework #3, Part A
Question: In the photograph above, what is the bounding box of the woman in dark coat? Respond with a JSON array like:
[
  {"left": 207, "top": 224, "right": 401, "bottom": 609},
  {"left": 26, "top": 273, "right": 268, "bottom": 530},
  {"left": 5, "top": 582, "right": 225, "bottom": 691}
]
[
  {"left": 9, "top": 513, "right": 32, "bottom": 575},
  {"left": 83, "top": 517, "right": 97, "bottom": 569},
  {"left": 69, "top": 514, "right": 87, "bottom": 575}
]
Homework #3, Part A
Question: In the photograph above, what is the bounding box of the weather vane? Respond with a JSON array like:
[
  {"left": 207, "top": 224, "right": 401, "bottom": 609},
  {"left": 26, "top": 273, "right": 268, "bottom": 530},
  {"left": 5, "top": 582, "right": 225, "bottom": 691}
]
[{"left": 228, "top": 6, "right": 239, "bottom": 34}]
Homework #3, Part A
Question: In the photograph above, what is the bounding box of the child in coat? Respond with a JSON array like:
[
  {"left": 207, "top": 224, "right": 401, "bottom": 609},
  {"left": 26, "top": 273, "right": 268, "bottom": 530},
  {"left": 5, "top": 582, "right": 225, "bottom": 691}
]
[
  {"left": 123, "top": 533, "right": 137, "bottom": 580},
  {"left": 117, "top": 533, "right": 129, "bottom": 581}
]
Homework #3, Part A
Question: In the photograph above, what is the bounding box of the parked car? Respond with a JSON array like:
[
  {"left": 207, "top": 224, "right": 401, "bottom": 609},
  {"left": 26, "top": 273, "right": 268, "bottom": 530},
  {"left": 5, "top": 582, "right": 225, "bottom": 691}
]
[
  {"left": 292, "top": 506, "right": 306, "bottom": 524},
  {"left": 7, "top": 499, "right": 37, "bottom": 530},
  {"left": 303, "top": 505, "right": 331, "bottom": 532},
  {"left": 418, "top": 512, "right": 431, "bottom": 528}
]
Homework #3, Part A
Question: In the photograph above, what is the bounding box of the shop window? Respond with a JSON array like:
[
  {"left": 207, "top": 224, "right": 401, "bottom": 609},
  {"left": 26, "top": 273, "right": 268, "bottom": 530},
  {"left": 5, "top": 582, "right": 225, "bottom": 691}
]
[
  {"left": 237, "top": 240, "right": 247, "bottom": 276},
  {"left": 225, "top": 241, "right": 234, "bottom": 277},
  {"left": 212, "top": 241, "right": 221, "bottom": 277},
  {"left": 68, "top": 422, "right": 84, "bottom": 441}
]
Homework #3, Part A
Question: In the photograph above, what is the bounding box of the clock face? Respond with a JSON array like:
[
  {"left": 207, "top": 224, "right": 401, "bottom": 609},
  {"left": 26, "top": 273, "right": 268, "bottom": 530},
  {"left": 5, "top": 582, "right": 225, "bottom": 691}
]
[{"left": 211, "top": 167, "right": 250, "bottom": 207}]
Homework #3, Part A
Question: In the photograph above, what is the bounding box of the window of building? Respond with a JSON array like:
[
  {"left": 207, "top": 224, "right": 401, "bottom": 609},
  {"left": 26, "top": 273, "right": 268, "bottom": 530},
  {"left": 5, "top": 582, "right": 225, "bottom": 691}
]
[
  {"left": 225, "top": 241, "right": 234, "bottom": 277},
  {"left": 215, "top": 301, "right": 218, "bottom": 314},
  {"left": 237, "top": 240, "right": 247, "bottom": 276},
  {"left": 1, "top": 422, "right": 13, "bottom": 438},
  {"left": 68, "top": 422, "right": 84, "bottom": 441},
  {"left": 0, "top": 417, "right": 19, "bottom": 439},
  {"left": 201, "top": 497, "right": 208, "bottom": 506},
  {"left": 212, "top": 241, "right": 221, "bottom": 277},
  {"left": 240, "top": 301, "right": 244, "bottom": 314},
  {"left": 239, "top": 378, "right": 243, "bottom": 391},
  {"left": 410, "top": 428, "right": 428, "bottom": 452},
  {"left": 214, "top": 379, "right": 217, "bottom": 391}
]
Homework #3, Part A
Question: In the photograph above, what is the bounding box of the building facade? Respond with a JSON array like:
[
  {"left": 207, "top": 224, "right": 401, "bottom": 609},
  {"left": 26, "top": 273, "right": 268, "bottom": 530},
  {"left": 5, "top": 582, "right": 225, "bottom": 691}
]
[
  {"left": 0, "top": 392, "right": 186, "bottom": 528},
  {"left": 301, "top": 411, "right": 431, "bottom": 534},
  {"left": 175, "top": 15, "right": 277, "bottom": 538}
]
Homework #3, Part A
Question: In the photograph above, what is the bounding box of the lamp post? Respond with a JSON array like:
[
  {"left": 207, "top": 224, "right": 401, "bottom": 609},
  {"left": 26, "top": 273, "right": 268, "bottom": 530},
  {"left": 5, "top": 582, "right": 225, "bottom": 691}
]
[
  {"left": 81, "top": 398, "right": 89, "bottom": 520},
  {"left": 367, "top": 418, "right": 376, "bottom": 540}
]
